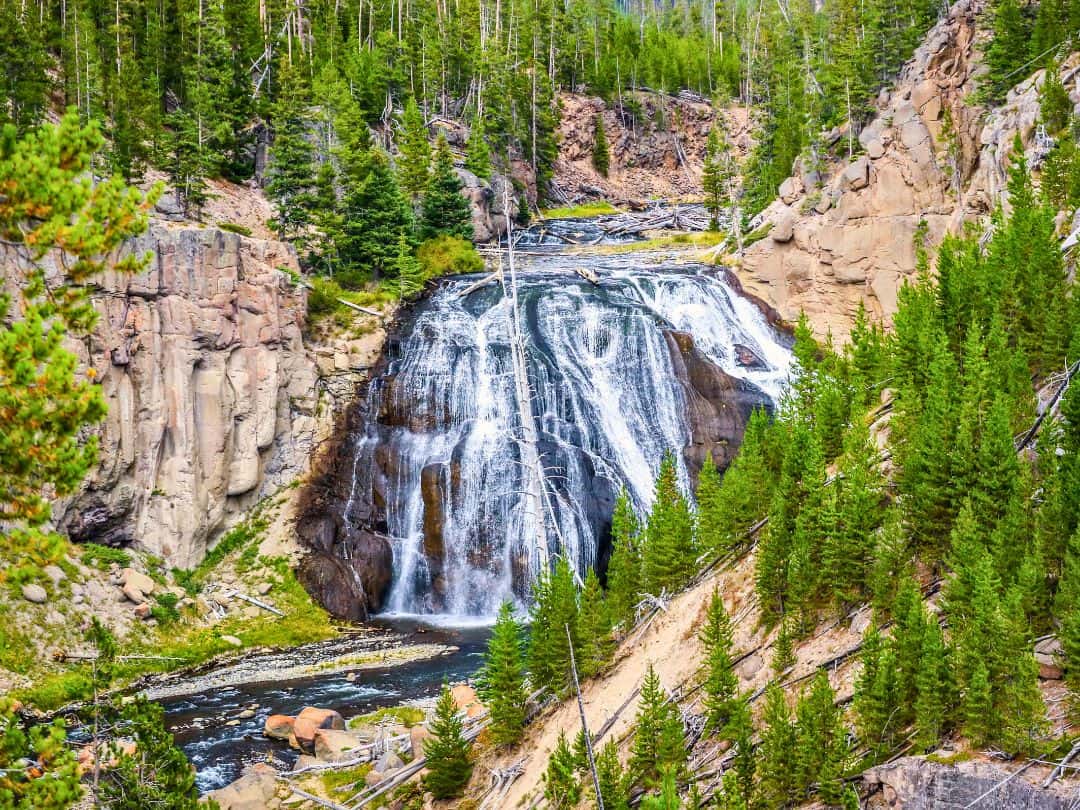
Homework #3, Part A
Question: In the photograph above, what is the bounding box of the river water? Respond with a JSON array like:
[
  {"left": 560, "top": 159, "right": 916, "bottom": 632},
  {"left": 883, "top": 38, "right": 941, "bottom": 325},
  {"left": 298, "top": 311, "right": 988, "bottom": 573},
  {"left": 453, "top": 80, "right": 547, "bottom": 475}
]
[{"left": 163, "top": 618, "right": 490, "bottom": 793}]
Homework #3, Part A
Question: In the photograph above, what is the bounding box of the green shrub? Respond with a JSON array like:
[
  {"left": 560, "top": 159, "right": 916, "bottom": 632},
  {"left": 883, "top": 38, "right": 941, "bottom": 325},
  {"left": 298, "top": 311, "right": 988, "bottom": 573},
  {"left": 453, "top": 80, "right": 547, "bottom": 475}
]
[
  {"left": 217, "top": 221, "right": 253, "bottom": 237},
  {"left": 418, "top": 236, "right": 484, "bottom": 279},
  {"left": 81, "top": 543, "right": 132, "bottom": 570},
  {"left": 151, "top": 592, "right": 180, "bottom": 624},
  {"left": 334, "top": 268, "right": 370, "bottom": 291},
  {"left": 307, "top": 276, "right": 345, "bottom": 318}
]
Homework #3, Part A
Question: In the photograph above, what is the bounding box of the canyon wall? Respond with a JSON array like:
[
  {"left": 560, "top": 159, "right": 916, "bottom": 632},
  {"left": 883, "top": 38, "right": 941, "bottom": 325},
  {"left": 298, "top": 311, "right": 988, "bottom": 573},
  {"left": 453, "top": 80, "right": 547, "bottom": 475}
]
[
  {"left": 53, "top": 223, "right": 321, "bottom": 568},
  {"left": 735, "top": 0, "right": 1079, "bottom": 340}
]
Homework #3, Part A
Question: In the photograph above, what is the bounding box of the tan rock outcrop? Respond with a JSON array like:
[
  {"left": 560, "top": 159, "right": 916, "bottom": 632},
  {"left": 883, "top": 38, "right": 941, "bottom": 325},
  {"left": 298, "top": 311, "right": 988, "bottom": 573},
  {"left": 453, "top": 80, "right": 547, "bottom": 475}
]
[
  {"left": 735, "top": 0, "right": 1079, "bottom": 341},
  {"left": 52, "top": 223, "right": 319, "bottom": 568},
  {"left": 292, "top": 706, "right": 346, "bottom": 752}
]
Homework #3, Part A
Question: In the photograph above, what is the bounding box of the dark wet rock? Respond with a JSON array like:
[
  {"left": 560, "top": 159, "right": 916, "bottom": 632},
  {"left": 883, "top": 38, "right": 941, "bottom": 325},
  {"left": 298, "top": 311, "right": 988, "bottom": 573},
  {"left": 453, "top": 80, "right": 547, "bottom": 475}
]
[
  {"left": 664, "top": 331, "right": 764, "bottom": 483},
  {"left": 733, "top": 343, "right": 767, "bottom": 369}
]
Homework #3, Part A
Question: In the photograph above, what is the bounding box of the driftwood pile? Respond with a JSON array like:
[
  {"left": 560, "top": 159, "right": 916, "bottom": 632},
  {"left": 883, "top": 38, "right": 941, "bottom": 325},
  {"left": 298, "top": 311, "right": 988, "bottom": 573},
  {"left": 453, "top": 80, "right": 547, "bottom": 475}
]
[{"left": 597, "top": 204, "right": 710, "bottom": 236}]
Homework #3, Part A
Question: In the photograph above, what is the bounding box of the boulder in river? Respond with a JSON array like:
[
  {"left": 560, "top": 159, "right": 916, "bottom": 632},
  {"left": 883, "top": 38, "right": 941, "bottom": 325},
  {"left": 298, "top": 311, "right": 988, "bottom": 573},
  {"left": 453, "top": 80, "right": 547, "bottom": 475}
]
[
  {"left": 292, "top": 706, "right": 345, "bottom": 753},
  {"left": 264, "top": 715, "right": 295, "bottom": 740}
]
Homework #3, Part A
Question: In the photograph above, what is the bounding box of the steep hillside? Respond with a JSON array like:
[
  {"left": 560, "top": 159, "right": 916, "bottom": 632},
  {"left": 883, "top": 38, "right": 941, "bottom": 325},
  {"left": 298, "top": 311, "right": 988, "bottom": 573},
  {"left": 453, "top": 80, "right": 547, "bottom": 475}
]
[{"left": 734, "top": 0, "right": 1077, "bottom": 340}]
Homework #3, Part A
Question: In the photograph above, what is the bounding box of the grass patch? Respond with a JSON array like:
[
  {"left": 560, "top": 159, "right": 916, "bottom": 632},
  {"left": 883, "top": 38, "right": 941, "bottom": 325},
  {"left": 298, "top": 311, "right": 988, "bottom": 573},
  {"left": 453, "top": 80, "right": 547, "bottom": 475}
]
[
  {"left": 317, "top": 762, "right": 372, "bottom": 793},
  {"left": 218, "top": 221, "right": 253, "bottom": 237},
  {"left": 81, "top": 543, "right": 132, "bottom": 571},
  {"left": 540, "top": 201, "right": 619, "bottom": 219},
  {"left": 348, "top": 705, "right": 426, "bottom": 729},
  {"left": 585, "top": 230, "right": 727, "bottom": 255},
  {"left": 742, "top": 223, "right": 772, "bottom": 248}
]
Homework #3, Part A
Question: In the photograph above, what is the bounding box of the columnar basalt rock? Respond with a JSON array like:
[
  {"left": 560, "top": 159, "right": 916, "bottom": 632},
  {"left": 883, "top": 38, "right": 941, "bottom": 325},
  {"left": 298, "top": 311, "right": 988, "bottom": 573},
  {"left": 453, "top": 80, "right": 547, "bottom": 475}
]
[{"left": 53, "top": 224, "right": 319, "bottom": 568}]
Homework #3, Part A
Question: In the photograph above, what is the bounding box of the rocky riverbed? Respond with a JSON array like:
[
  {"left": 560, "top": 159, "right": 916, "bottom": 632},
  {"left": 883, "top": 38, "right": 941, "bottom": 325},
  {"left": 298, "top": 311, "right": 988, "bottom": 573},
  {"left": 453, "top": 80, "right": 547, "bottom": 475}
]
[{"left": 157, "top": 618, "right": 489, "bottom": 792}]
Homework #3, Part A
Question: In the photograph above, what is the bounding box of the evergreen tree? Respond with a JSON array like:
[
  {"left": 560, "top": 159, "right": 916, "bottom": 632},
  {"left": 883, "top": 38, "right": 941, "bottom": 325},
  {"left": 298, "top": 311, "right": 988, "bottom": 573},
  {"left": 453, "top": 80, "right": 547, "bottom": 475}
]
[
  {"left": 701, "top": 125, "right": 732, "bottom": 231},
  {"left": 913, "top": 619, "right": 949, "bottom": 751},
  {"left": 693, "top": 453, "right": 724, "bottom": 555},
  {"left": 577, "top": 567, "right": 614, "bottom": 678},
  {"left": 981, "top": 0, "right": 1032, "bottom": 105},
  {"left": 266, "top": 63, "right": 317, "bottom": 241},
  {"left": 479, "top": 601, "right": 528, "bottom": 746},
  {"left": 640, "top": 769, "right": 681, "bottom": 810},
  {"left": 100, "top": 697, "right": 209, "bottom": 810},
  {"left": 395, "top": 235, "right": 425, "bottom": 300},
  {"left": 1040, "top": 61, "right": 1073, "bottom": 135},
  {"left": 700, "top": 589, "right": 739, "bottom": 736},
  {"left": 544, "top": 731, "right": 581, "bottom": 809},
  {"left": 397, "top": 97, "right": 432, "bottom": 201},
  {"left": 595, "top": 740, "right": 630, "bottom": 810},
  {"left": 465, "top": 117, "right": 493, "bottom": 180},
  {"left": 419, "top": 133, "right": 474, "bottom": 241},
  {"left": 793, "top": 670, "right": 849, "bottom": 802},
  {"left": 0, "top": 112, "right": 151, "bottom": 577},
  {"left": 339, "top": 149, "right": 414, "bottom": 278},
  {"left": 756, "top": 683, "right": 797, "bottom": 807},
  {"left": 629, "top": 665, "right": 683, "bottom": 789},
  {"left": 528, "top": 557, "right": 581, "bottom": 695},
  {"left": 853, "top": 627, "right": 900, "bottom": 756},
  {"left": 605, "top": 488, "right": 642, "bottom": 628},
  {"left": 592, "top": 114, "right": 610, "bottom": 176},
  {"left": 642, "top": 452, "right": 696, "bottom": 594},
  {"left": 0, "top": 700, "right": 81, "bottom": 808},
  {"left": 423, "top": 684, "right": 474, "bottom": 799}
]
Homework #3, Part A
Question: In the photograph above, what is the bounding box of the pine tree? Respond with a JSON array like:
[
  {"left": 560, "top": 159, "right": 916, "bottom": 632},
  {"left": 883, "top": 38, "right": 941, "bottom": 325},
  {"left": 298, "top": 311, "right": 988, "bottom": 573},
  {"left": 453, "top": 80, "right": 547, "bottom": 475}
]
[
  {"left": 640, "top": 769, "right": 681, "bottom": 810},
  {"left": 853, "top": 627, "right": 899, "bottom": 756},
  {"left": 423, "top": 684, "right": 474, "bottom": 799},
  {"left": 479, "top": 602, "right": 528, "bottom": 746},
  {"left": 605, "top": 488, "right": 642, "bottom": 629},
  {"left": 913, "top": 619, "right": 949, "bottom": 751},
  {"left": 693, "top": 453, "right": 725, "bottom": 556},
  {"left": 771, "top": 615, "right": 797, "bottom": 675},
  {"left": 980, "top": 0, "right": 1032, "bottom": 105},
  {"left": 700, "top": 589, "right": 739, "bottom": 736},
  {"left": 339, "top": 149, "right": 414, "bottom": 278},
  {"left": 544, "top": 731, "right": 581, "bottom": 809},
  {"left": 419, "top": 133, "right": 474, "bottom": 242},
  {"left": 0, "top": 700, "right": 81, "bottom": 809},
  {"left": 592, "top": 114, "right": 610, "bottom": 176},
  {"left": 642, "top": 452, "right": 696, "bottom": 595},
  {"left": 395, "top": 235, "right": 425, "bottom": 300},
  {"left": 0, "top": 112, "right": 152, "bottom": 577},
  {"left": 397, "top": 97, "right": 432, "bottom": 201},
  {"left": 596, "top": 740, "right": 630, "bottom": 810},
  {"left": 793, "top": 670, "right": 848, "bottom": 801},
  {"left": 756, "top": 683, "right": 797, "bottom": 808},
  {"left": 266, "top": 63, "right": 317, "bottom": 241},
  {"left": 577, "top": 567, "right": 614, "bottom": 678},
  {"left": 100, "top": 697, "right": 206, "bottom": 810},
  {"left": 962, "top": 659, "right": 994, "bottom": 748},
  {"left": 629, "top": 665, "right": 682, "bottom": 789},
  {"left": 465, "top": 117, "right": 493, "bottom": 180},
  {"left": 528, "top": 557, "right": 581, "bottom": 695}
]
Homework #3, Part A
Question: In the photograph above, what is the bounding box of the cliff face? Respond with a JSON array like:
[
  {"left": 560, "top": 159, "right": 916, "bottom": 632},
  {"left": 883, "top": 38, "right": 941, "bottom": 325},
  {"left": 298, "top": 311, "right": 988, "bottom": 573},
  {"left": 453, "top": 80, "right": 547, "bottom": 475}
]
[
  {"left": 735, "top": 0, "right": 1078, "bottom": 340},
  {"left": 53, "top": 223, "right": 320, "bottom": 568}
]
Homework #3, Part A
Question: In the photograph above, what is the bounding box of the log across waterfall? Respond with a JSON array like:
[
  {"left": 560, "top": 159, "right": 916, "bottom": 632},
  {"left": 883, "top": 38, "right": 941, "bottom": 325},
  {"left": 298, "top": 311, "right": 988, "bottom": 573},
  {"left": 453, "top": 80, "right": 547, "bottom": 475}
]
[{"left": 298, "top": 250, "right": 792, "bottom": 619}]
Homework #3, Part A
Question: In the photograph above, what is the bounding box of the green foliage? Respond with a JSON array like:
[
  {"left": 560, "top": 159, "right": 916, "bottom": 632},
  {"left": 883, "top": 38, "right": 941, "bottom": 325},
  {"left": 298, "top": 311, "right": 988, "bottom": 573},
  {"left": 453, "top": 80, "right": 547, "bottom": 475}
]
[
  {"left": 528, "top": 557, "right": 580, "bottom": 696},
  {"left": 576, "top": 567, "right": 614, "bottom": 678},
  {"left": 423, "top": 684, "right": 473, "bottom": 799},
  {"left": 700, "top": 589, "right": 739, "bottom": 736},
  {"left": 595, "top": 740, "right": 629, "bottom": 810},
  {"left": 100, "top": 696, "right": 213, "bottom": 810},
  {"left": 641, "top": 452, "right": 696, "bottom": 595},
  {"left": 417, "top": 235, "right": 484, "bottom": 279},
  {"left": 0, "top": 699, "right": 82, "bottom": 808},
  {"left": 464, "top": 118, "right": 492, "bottom": 180},
  {"left": 603, "top": 488, "right": 642, "bottom": 629},
  {"left": 81, "top": 544, "right": 133, "bottom": 571},
  {"left": 755, "top": 683, "right": 797, "bottom": 807},
  {"left": 151, "top": 592, "right": 181, "bottom": 625},
  {"left": 980, "top": 0, "right": 1033, "bottom": 105},
  {"left": 592, "top": 114, "right": 610, "bottom": 176},
  {"left": 544, "top": 731, "right": 581, "bottom": 809},
  {"left": 397, "top": 97, "right": 432, "bottom": 201},
  {"left": 629, "top": 665, "right": 686, "bottom": 790},
  {"left": 478, "top": 602, "right": 528, "bottom": 746},
  {"left": 396, "top": 235, "right": 426, "bottom": 301},
  {"left": 339, "top": 150, "right": 414, "bottom": 278},
  {"left": 419, "top": 134, "right": 474, "bottom": 242}
]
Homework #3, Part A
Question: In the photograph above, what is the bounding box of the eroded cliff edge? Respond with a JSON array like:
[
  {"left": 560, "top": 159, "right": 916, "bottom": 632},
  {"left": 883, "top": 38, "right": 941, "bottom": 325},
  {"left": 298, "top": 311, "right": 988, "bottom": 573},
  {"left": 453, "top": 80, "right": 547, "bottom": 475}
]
[{"left": 52, "top": 222, "right": 321, "bottom": 568}]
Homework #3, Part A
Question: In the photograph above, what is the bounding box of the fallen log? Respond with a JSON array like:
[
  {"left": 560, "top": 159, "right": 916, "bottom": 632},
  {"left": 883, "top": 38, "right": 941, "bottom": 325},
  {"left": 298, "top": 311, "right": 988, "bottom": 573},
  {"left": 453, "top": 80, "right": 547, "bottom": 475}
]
[{"left": 224, "top": 589, "right": 285, "bottom": 617}]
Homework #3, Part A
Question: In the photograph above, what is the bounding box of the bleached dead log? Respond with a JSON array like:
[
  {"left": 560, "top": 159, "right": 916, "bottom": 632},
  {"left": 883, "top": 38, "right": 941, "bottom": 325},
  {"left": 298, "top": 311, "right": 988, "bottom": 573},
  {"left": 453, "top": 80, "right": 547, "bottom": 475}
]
[
  {"left": 224, "top": 589, "right": 285, "bottom": 616},
  {"left": 457, "top": 268, "right": 503, "bottom": 297}
]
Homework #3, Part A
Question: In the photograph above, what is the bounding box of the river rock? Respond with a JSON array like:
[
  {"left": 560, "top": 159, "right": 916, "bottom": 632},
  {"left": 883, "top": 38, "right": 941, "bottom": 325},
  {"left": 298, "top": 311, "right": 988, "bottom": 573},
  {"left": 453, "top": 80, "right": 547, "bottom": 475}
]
[
  {"left": 206, "top": 763, "right": 279, "bottom": 810},
  {"left": 313, "top": 729, "right": 363, "bottom": 762},
  {"left": 364, "top": 769, "right": 385, "bottom": 787},
  {"left": 221, "top": 635, "right": 244, "bottom": 647},
  {"left": 292, "top": 754, "right": 319, "bottom": 772},
  {"left": 293, "top": 707, "right": 346, "bottom": 753},
  {"left": 122, "top": 583, "right": 146, "bottom": 604},
  {"left": 122, "top": 568, "right": 156, "bottom": 596},
  {"left": 42, "top": 565, "right": 66, "bottom": 586},
  {"left": 256, "top": 582, "right": 272, "bottom": 595},
  {"left": 133, "top": 603, "right": 152, "bottom": 619},
  {"left": 21, "top": 584, "right": 47, "bottom": 604},
  {"left": 237, "top": 709, "right": 256, "bottom": 720}
]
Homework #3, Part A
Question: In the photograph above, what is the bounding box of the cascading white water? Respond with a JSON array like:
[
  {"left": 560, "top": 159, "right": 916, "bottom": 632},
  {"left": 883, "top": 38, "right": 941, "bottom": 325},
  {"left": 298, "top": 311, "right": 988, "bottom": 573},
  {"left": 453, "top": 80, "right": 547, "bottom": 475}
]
[{"left": 343, "top": 247, "right": 791, "bottom": 617}]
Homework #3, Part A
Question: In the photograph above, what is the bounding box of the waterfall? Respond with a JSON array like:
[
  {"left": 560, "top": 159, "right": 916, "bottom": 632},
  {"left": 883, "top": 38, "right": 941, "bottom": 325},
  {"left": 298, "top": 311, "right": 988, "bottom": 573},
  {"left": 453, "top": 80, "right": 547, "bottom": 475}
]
[{"left": 338, "top": 247, "right": 792, "bottom": 618}]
